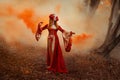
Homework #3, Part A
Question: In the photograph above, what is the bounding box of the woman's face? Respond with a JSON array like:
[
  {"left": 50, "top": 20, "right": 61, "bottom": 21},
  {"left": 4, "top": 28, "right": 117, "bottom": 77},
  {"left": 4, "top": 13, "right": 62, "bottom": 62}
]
[{"left": 49, "top": 18, "right": 54, "bottom": 24}]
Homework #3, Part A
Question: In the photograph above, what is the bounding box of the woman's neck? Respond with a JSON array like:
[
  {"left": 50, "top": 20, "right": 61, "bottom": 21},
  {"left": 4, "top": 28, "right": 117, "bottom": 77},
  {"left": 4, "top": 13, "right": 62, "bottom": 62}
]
[
  {"left": 50, "top": 24, "right": 56, "bottom": 29},
  {"left": 49, "top": 21, "right": 57, "bottom": 29}
]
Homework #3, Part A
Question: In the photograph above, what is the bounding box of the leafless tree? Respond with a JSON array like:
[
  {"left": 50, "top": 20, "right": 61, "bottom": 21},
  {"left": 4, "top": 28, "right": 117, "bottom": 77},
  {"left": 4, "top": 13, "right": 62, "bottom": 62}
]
[
  {"left": 95, "top": 0, "right": 120, "bottom": 57},
  {"left": 84, "top": 0, "right": 120, "bottom": 57}
]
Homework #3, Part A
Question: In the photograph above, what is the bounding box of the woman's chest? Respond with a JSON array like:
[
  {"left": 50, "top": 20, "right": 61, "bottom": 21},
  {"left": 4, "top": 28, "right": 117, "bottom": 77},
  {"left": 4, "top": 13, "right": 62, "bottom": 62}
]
[{"left": 50, "top": 25, "right": 57, "bottom": 29}]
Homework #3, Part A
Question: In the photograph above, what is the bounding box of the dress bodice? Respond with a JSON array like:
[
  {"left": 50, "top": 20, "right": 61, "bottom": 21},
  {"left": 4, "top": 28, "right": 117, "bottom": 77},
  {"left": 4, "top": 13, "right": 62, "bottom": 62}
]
[
  {"left": 41, "top": 24, "right": 64, "bottom": 35},
  {"left": 47, "top": 26, "right": 59, "bottom": 36}
]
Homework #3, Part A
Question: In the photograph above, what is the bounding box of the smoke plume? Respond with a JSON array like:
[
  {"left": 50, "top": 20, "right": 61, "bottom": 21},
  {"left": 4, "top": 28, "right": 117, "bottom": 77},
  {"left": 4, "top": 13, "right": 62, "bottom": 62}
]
[{"left": 0, "top": 0, "right": 111, "bottom": 53}]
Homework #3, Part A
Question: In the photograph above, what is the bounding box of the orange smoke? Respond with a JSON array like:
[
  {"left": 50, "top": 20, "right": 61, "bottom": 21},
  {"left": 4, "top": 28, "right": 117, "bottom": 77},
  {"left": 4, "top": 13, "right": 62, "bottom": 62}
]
[
  {"left": 98, "top": 0, "right": 111, "bottom": 10},
  {"left": 0, "top": 4, "right": 15, "bottom": 16},
  {"left": 0, "top": 4, "right": 49, "bottom": 34},
  {"left": 103, "top": 0, "right": 111, "bottom": 5},
  {"left": 17, "top": 9, "right": 36, "bottom": 33},
  {"left": 17, "top": 9, "right": 48, "bottom": 33},
  {"left": 72, "top": 33, "right": 93, "bottom": 45},
  {"left": 0, "top": 3, "right": 63, "bottom": 35},
  {"left": 55, "top": 4, "right": 61, "bottom": 14}
]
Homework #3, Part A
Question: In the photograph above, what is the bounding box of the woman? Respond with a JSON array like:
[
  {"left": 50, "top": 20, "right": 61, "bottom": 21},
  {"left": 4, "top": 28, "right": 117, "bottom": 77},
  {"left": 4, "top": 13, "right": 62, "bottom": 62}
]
[{"left": 35, "top": 14, "right": 75, "bottom": 73}]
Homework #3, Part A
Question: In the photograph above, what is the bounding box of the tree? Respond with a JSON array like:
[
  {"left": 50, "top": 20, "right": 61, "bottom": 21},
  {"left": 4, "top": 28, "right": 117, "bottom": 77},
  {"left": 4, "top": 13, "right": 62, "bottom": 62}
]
[
  {"left": 95, "top": 0, "right": 120, "bottom": 57},
  {"left": 84, "top": 0, "right": 100, "bottom": 16}
]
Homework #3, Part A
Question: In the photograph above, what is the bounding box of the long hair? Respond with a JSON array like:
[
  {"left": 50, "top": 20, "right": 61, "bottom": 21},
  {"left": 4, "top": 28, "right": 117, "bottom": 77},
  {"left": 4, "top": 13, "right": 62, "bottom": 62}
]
[{"left": 48, "top": 18, "right": 59, "bottom": 28}]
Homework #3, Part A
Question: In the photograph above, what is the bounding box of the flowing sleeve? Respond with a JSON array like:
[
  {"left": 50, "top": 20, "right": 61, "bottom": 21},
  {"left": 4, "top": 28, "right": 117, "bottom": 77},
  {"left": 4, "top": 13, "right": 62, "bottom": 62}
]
[
  {"left": 35, "top": 24, "right": 48, "bottom": 41},
  {"left": 58, "top": 26, "right": 74, "bottom": 52},
  {"left": 41, "top": 24, "right": 48, "bottom": 30},
  {"left": 62, "top": 31, "right": 73, "bottom": 52},
  {"left": 58, "top": 26, "right": 65, "bottom": 33}
]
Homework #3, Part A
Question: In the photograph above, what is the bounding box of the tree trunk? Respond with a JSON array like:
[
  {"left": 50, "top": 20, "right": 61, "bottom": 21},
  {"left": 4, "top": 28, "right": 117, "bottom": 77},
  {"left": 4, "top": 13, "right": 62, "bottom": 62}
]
[
  {"left": 95, "top": 0, "right": 120, "bottom": 57},
  {"left": 84, "top": 0, "right": 100, "bottom": 16}
]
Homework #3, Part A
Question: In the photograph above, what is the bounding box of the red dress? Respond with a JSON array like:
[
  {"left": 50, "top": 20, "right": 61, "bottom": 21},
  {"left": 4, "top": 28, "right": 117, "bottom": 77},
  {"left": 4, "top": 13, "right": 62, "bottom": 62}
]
[
  {"left": 35, "top": 23, "right": 73, "bottom": 73},
  {"left": 42, "top": 24, "right": 67, "bottom": 73}
]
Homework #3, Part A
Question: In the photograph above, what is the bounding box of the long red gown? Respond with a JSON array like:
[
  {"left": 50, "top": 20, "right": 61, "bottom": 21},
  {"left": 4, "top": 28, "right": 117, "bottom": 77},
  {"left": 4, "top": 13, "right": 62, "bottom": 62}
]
[{"left": 40, "top": 24, "right": 68, "bottom": 73}]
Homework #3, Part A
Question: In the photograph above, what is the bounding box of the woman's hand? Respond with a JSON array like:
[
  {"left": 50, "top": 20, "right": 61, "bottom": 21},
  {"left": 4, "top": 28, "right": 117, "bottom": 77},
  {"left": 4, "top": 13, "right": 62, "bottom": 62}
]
[
  {"left": 70, "top": 31, "right": 75, "bottom": 36},
  {"left": 35, "top": 32, "right": 41, "bottom": 41},
  {"left": 35, "top": 22, "right": 43, "bottom": 41},
  {"left": 38, "top": 22, "right": 43, "bottom": 26}
]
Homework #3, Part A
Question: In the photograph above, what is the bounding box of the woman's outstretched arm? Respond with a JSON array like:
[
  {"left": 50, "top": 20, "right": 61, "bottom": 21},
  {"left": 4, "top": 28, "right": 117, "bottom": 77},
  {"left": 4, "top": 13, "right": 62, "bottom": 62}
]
[
  {"left": 41, "top": 24, "right": 48, "bottom": 30},
  {"left": 35, "top": 22, "right": 48, "bottom": 41},
  {"left": 58, "top": 25, "right": 65, "bottom": 33},
  {"left": 58, "top": 25, "right": 75, "bottom": 35},
  {"left": 59, "top": 26, "right": 75, "bottom": 52}
]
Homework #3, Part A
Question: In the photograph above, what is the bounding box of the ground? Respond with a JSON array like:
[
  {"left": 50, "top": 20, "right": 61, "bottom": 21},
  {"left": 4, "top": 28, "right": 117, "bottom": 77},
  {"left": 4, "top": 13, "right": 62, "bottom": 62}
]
[{"left": 0, "top": 37, "right": 120, "bottom": 80}]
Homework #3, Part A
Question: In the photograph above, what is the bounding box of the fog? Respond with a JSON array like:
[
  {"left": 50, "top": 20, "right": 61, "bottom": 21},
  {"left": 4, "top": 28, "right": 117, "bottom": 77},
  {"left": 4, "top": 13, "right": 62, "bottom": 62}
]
[{"left": 0, "top": 0, "right": 111, "bottom": 53}]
